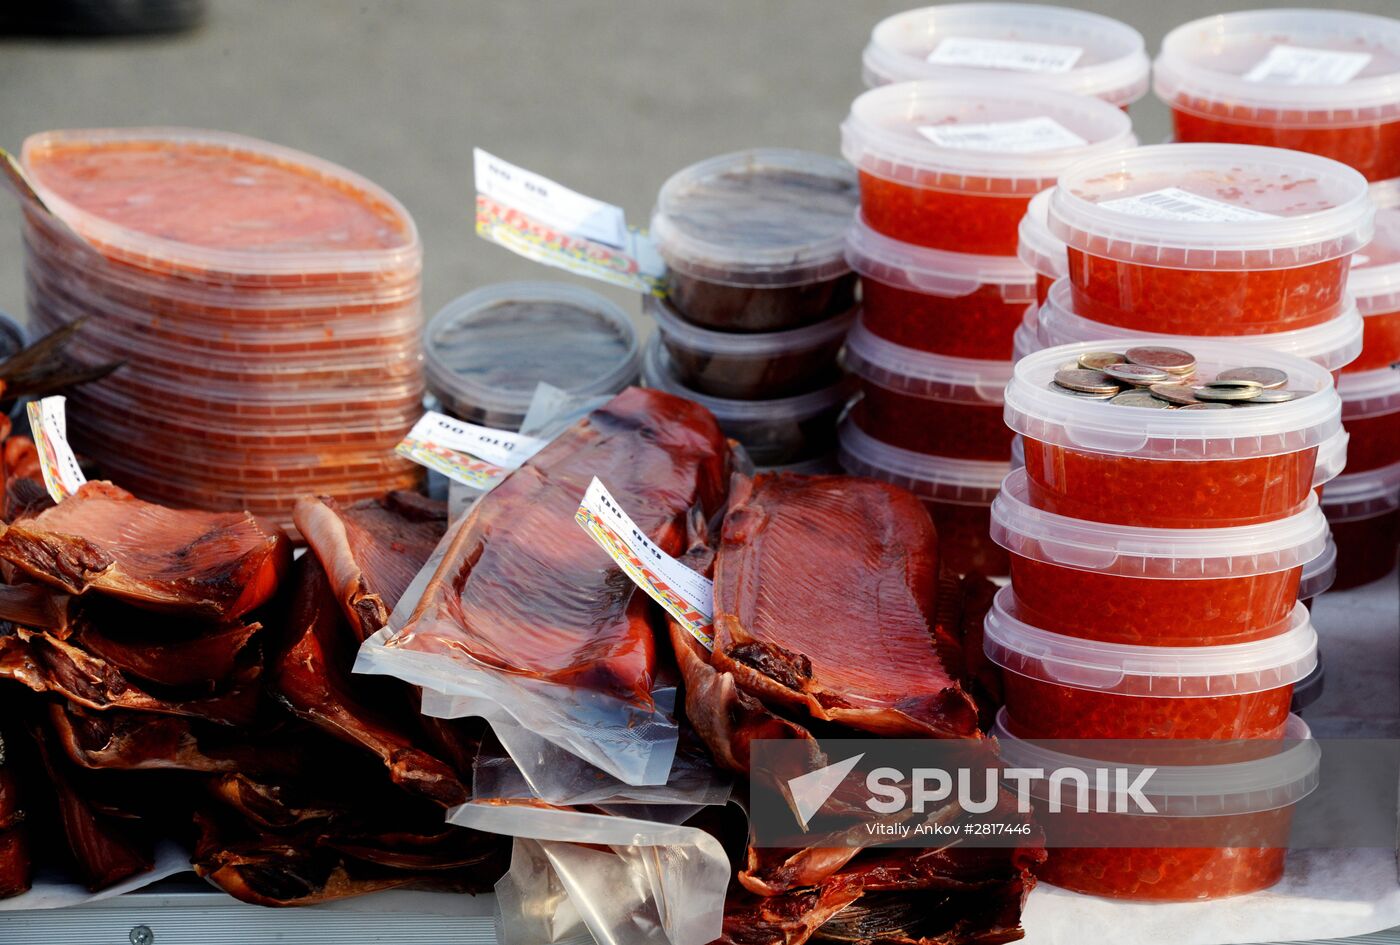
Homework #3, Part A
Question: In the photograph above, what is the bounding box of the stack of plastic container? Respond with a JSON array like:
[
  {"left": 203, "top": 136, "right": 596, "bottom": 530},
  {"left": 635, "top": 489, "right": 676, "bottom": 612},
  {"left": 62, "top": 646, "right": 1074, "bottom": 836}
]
[
  {"left": 643, "top": 149, "right": 858, "bottom": 472},
  {"left": 1154, "top": 9, "right": 1400, "bottom": 202},
  {"left": 987, "top": 339, "right": 1338, "bottom": 901},
  {"left": 833, "top": 80, "right": 1133, "bottom": 575},
  {"left": 19, "top": 128, "right": 424, "bottom": 533}
]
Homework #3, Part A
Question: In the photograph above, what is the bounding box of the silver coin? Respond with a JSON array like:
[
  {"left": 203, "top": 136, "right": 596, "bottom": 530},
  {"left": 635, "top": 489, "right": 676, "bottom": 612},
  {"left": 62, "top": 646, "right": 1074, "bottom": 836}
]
[
  {"left": 1053, "top": 368, "right": 1120, "bottom": 395},
  {"left": 1193, "top": 383, "right": 1262, "bottom": 402},
  {"left": 1077, "top": 350, "right": 1126, "bottom": 371},
  {"left": 1216, "top": 366, "right": 1288, "bottom": 390},
  {"left": 1240, "top": 388, "right": 1305, "bottom": 404},
  {"left": 1103, "top": 362, "right": 1172, "bottom": 385},
  {"left": 1047, "top": 381, "right": 1115, "bottom": 400},
  {"left": 1178, "top": 402, "right": 1233, "bottom": 410},
  {"left": 1110, "top": 389, "right": 1172, "bottom": 408},
  {"left": 1125, "top": 346, "right": 1197, "bottom": 376},
  {"left": 1148, "top": 383, "right": 1199, "bottom": 406}
]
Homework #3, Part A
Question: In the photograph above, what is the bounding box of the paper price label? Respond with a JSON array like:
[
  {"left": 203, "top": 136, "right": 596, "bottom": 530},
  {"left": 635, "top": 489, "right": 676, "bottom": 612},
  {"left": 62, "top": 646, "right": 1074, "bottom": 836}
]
[
  {"left": 27, "top": 397, "right": 86, "bottom": 502},
  {"left": 395, "top": 411, "right": 546, "bottom": 490},
  {"left": 474, "top": 149, "right": 627, "bottom": 249},
  {"left": 575, "top": 477, "right": 715, "bottom": 649},
  {"left": 1099, "top": 187, "right": 1278, "bottom": 223},
  {"left": 926, "top": 37, "right": 1082, "bottom": 74},
  {"left": 917, "top": 117, "right": 1088, "bottom": 153},
  {"left": 1244, "top": 45, "right": 1371, "bottom": 86}
]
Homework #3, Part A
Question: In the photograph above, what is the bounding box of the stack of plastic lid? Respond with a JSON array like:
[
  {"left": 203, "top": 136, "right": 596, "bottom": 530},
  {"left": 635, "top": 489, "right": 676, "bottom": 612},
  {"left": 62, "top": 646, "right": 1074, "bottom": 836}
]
[
  {"left": 1154, "top": 9, "right": 1400, "bottom": 187},
  {"left": 646, "top": 149, "right": 859, "bottom": 469},
  {"left": 425, "top": 282, "right": 641, "bottom": 431},
  {"left": 19, "top": 128, "right": 423, "bottom": 533},
  {"left": 861, "top": 3, "right": 1151, "bottom": 110}
]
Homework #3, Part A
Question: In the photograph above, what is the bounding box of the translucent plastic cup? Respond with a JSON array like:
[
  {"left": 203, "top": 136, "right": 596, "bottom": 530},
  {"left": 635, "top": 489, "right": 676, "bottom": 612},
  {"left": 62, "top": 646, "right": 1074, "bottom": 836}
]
[
  {"left": 1018, "top": 188, "right": 1066, "bottom": 305},
  {"left": 1155, "top": 10, "right": 1400, "bottom": 183},
  {"left": 1007, "top": 340, "right": 1344, "bottom": 528},
  {"left": 1338, "top": 367, "right": 1400, "bottom": 472},
  {"left": 845, "top": 318, "right": 1013, "bottom": 460},
  {"left": 861, "top": 3, "right": 1150, "bottom": 108},
  {"left": 1049, "top": 144, "right": 1374, "bottom": 333},
  {"left": 984, "top": 586, "right": 1318, "bottom": 740},
  {"left": 649, "top": 149, "right": 858, "bottom": 332},
  {"left": 992, "top": 469, "right": 1328, "bottom": 645},
  {"left": 837, "top": 417, "right": 1009, "bottom": 576},
  {"left": 1347, "top": 207, "right": 1400, "bottom": 372},
  {"left": 845, "top": 213, "right": 1034, "bottom": 359},
  {"left": 1322, "top": 461, "right": 1400, "bottom": 589},
  {"left": 841, "top": 81, "right": 1134, "bottom": 255}
]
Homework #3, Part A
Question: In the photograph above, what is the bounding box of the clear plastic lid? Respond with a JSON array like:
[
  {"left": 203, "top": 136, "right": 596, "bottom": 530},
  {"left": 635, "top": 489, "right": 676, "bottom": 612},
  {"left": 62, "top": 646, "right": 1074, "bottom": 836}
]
[
  {"left": 1006, "top": 339, "right": 1343, "bottom": 460},
  {"left": 1312, "top": 430, "right": 1350, "bottom": 490},
  {"left": 840, "top": 80, "right": 1135, "bottom": 194},
  {"left": 837, "top": 416, "right": 1007, "bottom": 506},
  {"left": 641, "top": 334, "right": 849, "bottom": 424},
  {"left": 844, "top": 317, "right": 1013, "bottom": 405},
  {"left": 1338, "top": 365, "right": 1400, "bottom": 420},
  {"left": 992, "top": 468, "right": 1329, "bottom": 579},
  {"left": 993, "top": 708, "right": 1319, "bottom": 816},
  {"left": 1371, "top": 177, "right": 1400, "bottom": 211},
  {"left": 845, "top": 211, "right": 1036, "bottom": 300},
  {"left": 644, "top": 293, "right": 856, "bottom": 357},
  {"left": 20, "top": 128, "right": 421, "bottom": 281},
  {"left": 648, "top": 149, "right": 858, "bottom": 288},
  {"left": 1048, "top": 144, "right": 1375, "bottom": 270},
  {"left": 425, "top": 282, "right": 641, "bottom": 426},
  {"left": 1012, "top": 304, "right": 1040, "bottom": 363},
  {"left": 861, "top": 4, "right": 1150, "bottom": 107},
  {"left": 1154, "top": 10, "right": 1400, "bottom": 126},
  {"left": 1035, "top": 277, "right": 1365, "bottom": 373},
  {"left": 1348, "top": 207, "right": 1400, "bottom": 317},
  {"left": 1017, "top": 188, "right": 1067, "bottom": 280},
  {"left": 984, "top": 586, "right": 1318, "bottom": 697},
  {"left": 1320, "top": 460, "right": 1400, "bottom": 521},
  {"left": 1298, "top": 534, "right": 1338, "bottom": 601}
]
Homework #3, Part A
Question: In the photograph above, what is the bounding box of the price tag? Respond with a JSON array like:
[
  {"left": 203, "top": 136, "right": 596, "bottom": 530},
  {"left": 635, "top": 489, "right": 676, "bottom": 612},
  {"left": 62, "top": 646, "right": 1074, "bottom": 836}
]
[
  {"left": 27, "top": 397, "right": 86, "bottom": 502},
  {"left": 474, "top": 149, "right": 627, "bottom": 249},
  {"left": 917, "top": 117, "right": 1088, "bottom": 152},
  {"left": 395, "top": 411, "right": 546, "bottom": 489},
  {"left": 575, "top": 477, "right": 714, "bottom": 649},
  {"left": 1099, "top": 187, "right": 1278, "bottom": 223},
  {"left": 926, "top": 37, "right": 1082, "bottom": 74},
  {"left": 1244, "top": 45, "right": 1371, "bottom": 86}
]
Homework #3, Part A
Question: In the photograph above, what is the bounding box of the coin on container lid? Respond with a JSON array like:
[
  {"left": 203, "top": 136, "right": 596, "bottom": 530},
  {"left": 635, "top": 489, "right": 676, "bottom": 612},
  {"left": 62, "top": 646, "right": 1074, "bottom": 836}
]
[
  {"left": 1109, "top": 389, "right": 1171, "bottom": 408},
  {"left": 1125, "top": 346, "right": 1196, "bottom": 375},
  {"left": 1077, "top": 350, "right": 1126, "bottom": 371},
  {"left": 1194, "top": 384, "right": 1262, "bottom": 402},
  {"left": 1179, "top": 402, "right": 1232, "bottom": 410},
  {"left": 1242, "top": 389, "right": 1305, "bottom": 404},
  {"left": 1104, "top": 362, "right": 1171, "bottom": 385},
  {"left": 1047, "top": 381, "right": 1115, "bottom": 399},
  {"left": 1216, "top": 366, "right": 1288, "bottom": 390},
  {"left": 1053, "top": 368, "right": 1120, "bottom": 394},
  {"left": 1148, "top": 383, "right": 1198, "bottom": 406}
]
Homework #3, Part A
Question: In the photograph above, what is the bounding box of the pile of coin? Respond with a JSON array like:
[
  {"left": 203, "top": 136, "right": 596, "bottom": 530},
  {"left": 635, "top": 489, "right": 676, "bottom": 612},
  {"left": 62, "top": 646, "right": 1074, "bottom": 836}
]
[{"left": 1049, "top": 346, "right": 1310, "bottom": 409}]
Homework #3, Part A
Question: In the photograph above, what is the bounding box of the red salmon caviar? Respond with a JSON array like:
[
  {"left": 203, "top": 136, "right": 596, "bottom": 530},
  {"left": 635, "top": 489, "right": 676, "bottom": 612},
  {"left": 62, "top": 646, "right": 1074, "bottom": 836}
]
[
  {"left": 859, "top": 173, "right": 1033, "bottom": 255},
  {"left": 1339, "top": 368, "right": 1400, "bottom": 473},
  {"left": 1348, "top": 208, "right": 1400, "bottom": 371},
  {"left": 1169, "top": 107, "right": 1400, "bottom": 184}
]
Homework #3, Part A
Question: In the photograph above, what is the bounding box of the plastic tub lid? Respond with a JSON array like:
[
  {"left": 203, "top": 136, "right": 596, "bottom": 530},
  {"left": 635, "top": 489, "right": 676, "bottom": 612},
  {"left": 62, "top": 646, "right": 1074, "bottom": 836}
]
[
  {"left": 1348, "top": 207, "right": 1400, "bottom": 317},
  {"left": 1010, "top": 433, "right": 1025, "bottom": 469},
  {"left": 993, "top": 708, "right": 1319, "bottom": 816},
  {"left": 644, "top": 293, "right": 855, "bottom": 357},
  {"left": 1035, "top": 277, "right": 1365, "bottom": 373},
  {"left": 1048, "top": 143, "right": 1374, "bottom": 270},
  {"left": 641, "top": 334, "right": 848, "bottom": 423},
  {"left": 1298, "top": 534, "right": 1338, "bottom": 602},
  {"left": 1292, "top": 656, "right": 1325, "bottom": 715},
  {"left": 1371, "top": 177, "right": 1400, "bottom": 211},
  {"left": 425, "top": 282, "right": 641, "bottom": 425},
  {"left": 837, "top": 416, "right": 1007, "bottom": 506},
  {"left": 844, "top": 317, "right": 1013, "bottom": 405},
  {"left": 992, "top": 468, "right": 1328, "bottom": 578},
  {"left": 840, "top": 80, "right": 1135, "bottom": 195},
  {"left": 984, "top": 585, "right": 1318, "bottom": 697},
  {"left": 1312, "top": 429, "right": 1349, "bottom": 490},
  {"left": 1012, "top": 304, "right": 1040, "bottom": 362},
  {"left": 1154, "top": 10, "right": 1400, "bottom": 126},
  {"left": 1017, "top": 188, "right": 1067, "bottom": 279},
  {"left": 648, "top": 149, "right": 858, "bottom": 288},
  {"left": 20, "top": 128, "right": 421, "bottom": 280},
  {"left": 1320, "top": 460, "right": 1400, "bottom": 521},
  {"left": 861, "top": 3, "right": 1150, "bottom": 107},
  {"left": 845, "top": 211, "right": 1036, "bottom": 299},
  {"left": 1006, "top": 338, "right": 1343, "bottom": 460},
  {"left": 1338, "top": 366, "right": 1400, "bottom": 419}
]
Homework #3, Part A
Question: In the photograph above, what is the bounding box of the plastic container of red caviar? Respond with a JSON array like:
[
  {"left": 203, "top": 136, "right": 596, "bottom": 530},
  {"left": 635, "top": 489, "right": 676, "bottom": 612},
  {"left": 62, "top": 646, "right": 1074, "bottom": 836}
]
[
  {"left": 1006, "top": 340, "right": 1343, "bottom": 529},
  {"left": 984, "top": 586, "right": 1318, "bottom": 740},
  {"left": 1049, "top": 144, "right": 1374, "bottom": 334},
  {"left": 994, "top": 708, "right": 1318, "bottom": 901},
  {"left": 1017, "top": 189, "right": 1066, "bottom": 306},
  {"left": 642, "top": 335, "right": 848, "bottom": 466},
  {"left": 1321, "top": 461, "right": 1400, "bottom": 589},
  {"left": 1346, "top": 207, "right": 1400, "bottom": 372},
  {"left": 844, "top": 212, "right": 1034, "bottom": 360},
  {"left": 1154, "top": 10, "right": 1400, "bottom": 183},
  {"left": 1338, "top": 367, "right": 1400, "bottom": 473},
  {"left": 425, "top": 282, "right": 641, "bottom": 431},
  {"left": 992, "top": 469, "right": 1327, "bottom": 645},
  {"left": 1034, "top": 277, "right": 1365, "bottom": 379},
  {"left": 837, "top": 417, "right": 1008, "bottom": 577},
  {"left": 648, "top": 149, "right": 858, "bottom": 333},
  {"left": 840, "top": 81, "right": 1134, "bottom": 256},
  {"left": 861, "top": 4, "right": 1150, "bottom": 108},
  {"left": 844, "top": 317, "right": 1013, "bottom": 461},
  {"left": 643, "top": 293, "right": 852, "bottom": 399}
]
